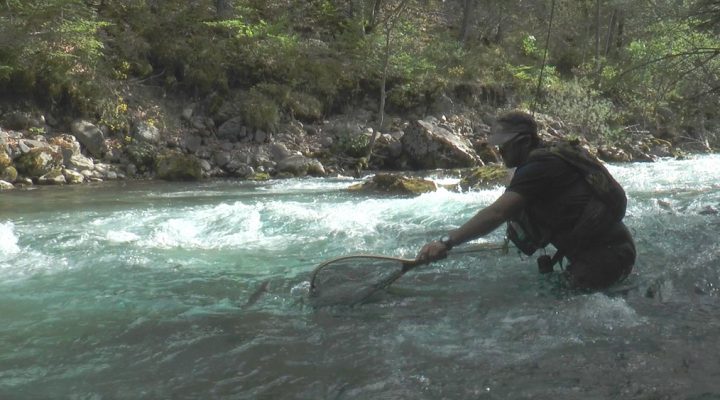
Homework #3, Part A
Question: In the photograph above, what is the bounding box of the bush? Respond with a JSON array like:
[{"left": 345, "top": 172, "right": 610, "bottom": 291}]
[
  {"left": 543, "top": 79, "right": 620, "bottom": 141},
  {"left": 241, "top": 88, "right": 280, "bottom": 133}
]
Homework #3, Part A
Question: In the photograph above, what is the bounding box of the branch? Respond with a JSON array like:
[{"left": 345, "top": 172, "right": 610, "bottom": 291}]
[{"left": 613, "top": 48, "right": 720, "bottom": 82}]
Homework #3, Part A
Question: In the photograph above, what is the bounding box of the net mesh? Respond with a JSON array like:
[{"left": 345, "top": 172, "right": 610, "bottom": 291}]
[{"left": 309, "top": 256, "right": 412, "bottom": 307}]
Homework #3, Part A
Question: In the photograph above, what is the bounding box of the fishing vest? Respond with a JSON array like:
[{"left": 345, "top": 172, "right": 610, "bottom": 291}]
[{"left": 507, "top": 141, "right": 627, "bottom": 256}]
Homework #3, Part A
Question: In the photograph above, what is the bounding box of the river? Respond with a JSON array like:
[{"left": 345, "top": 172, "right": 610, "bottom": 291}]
[{"left": 1, "top": 155, "right": 719, "bottom": 399}]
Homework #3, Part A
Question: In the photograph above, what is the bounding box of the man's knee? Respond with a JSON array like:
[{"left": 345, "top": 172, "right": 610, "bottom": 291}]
[{"left": 565, "top": 242, "right": 635, "bottom": 289}]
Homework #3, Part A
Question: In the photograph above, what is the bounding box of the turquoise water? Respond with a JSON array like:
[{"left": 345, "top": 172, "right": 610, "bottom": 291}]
[{"left": 1, "top": 155, "right": 720, "bottom": 399}]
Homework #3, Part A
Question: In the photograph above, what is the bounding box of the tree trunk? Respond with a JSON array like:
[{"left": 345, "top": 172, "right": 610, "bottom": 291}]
[
  {"left": 594, "top": 0, "right": 602, "bottom": 79},
  {"left": 459, "top": 0, "right": 476, "bottom": 45},
  {"left": 615, "top": 10, "right": 624, "bottom": 50},
  {"left": 216, "top": 0, "right": 230, "bottom": 18},
  {"left": 366, "top": 24, "right": 392, "bottom": 163},
  {"left": 604, "top": 8, "right": 617, "bottom": 58},
  {"left": 367, "top": 0, "right": 384, "bottom": 33}
]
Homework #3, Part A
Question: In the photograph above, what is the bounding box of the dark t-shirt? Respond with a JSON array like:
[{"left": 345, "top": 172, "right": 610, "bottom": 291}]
[{"left": 505, "top": 154, "right": 593, "bottom": 239}]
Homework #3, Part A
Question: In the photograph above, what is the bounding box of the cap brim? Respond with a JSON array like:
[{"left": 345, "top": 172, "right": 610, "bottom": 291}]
[{"left": 488, "top": 131, "right": 521, "bottom": 146}]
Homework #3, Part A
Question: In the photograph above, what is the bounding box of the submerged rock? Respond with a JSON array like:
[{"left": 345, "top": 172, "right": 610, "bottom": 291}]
[{"left": 348, "top": 173, "right": 437, "bottom": 195}]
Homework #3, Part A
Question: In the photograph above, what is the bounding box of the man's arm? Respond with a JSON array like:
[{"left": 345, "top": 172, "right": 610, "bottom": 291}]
[{"left": 417, "top": 191, "right": 526, "bottom": 262}]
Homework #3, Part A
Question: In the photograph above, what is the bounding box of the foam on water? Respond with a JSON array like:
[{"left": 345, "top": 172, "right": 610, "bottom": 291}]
[{"left": 0, "top": 222, "right": 19, "bottom": 255}]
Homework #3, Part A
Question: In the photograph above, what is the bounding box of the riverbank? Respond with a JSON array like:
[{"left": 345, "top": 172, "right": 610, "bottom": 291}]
[{"left": 0, "top": 93, "right": 701, "bottom": 191}]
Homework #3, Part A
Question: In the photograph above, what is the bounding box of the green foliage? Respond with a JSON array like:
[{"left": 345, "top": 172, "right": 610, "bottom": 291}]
[
  {"left": 0, "top": 0, "right": 717, "bottom": 148},
  {"left": 0, "top": 0, "right": 110, "bottom": 113},
  {"left": 543, "top": 79, "right": 619, "bottom": 141},
  {"left": 241, "top": 88, "right": 280, "bottom": 133},
  {"left": 335, "top": 133, "right": 370, "bottom": 158}
]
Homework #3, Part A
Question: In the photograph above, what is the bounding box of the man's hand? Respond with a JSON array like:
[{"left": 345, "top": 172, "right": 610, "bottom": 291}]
[{"left": 416, "top": 240, "right": 449, "bottom": 263}]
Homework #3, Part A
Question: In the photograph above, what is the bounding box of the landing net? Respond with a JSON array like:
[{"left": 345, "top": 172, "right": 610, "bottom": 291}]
[{"left": 308, "top": 255, "right": 417, "bottom": 307}]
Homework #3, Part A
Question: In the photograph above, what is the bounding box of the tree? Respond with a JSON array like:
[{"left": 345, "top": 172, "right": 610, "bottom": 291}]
[{"left": 364, "top": 0, "right": 412, "bottom": 162}]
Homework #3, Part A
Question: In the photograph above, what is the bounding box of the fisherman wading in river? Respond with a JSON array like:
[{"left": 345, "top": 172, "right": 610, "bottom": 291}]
[{"left": 417, "top": 110, "right": 636, "bottom": 289}]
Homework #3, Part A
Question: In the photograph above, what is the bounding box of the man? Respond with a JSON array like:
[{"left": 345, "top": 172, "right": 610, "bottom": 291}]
[{"left": 417, "top": 110, "right": 636, "bottom": 289}]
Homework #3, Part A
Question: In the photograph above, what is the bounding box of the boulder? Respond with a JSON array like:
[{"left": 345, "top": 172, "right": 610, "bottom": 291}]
[
  {"left": 0, "top": 180, "right": 14, "bottom": 190},
  {"left": 401, "top": 119, "right": 480, "bottom": 169},
  {"left": 457, "top": 164, "right": 511, "bottom": 191},
  {"left": 15, "top": 147, "right": 63, "bottom": 178},
  {"left": 217, "top": 116, "right": 247, "bottom": 142},
  {"left": 0, "top": 166, "right": 17, "bottom": 182},
  {"left": 63, "top": 169, "right": 85, "bottom": 184},
  {"left": 348, "top": 173, "right": 437, "bottom": 195},
  {"left": 0, "top": 150, "right": 11, "bottom": 169},
  {"left": 132, "top": 121, "right": 161, "bottom": 144},
  {"left": 155, "top": 150, "right": 203, "bottom": 181},
  {"left": 276, "top": 154, "right": 326, "bottom": 177},
  {"left": 71, "top": 120, "right": 107, "bottom": 158},
  {"left": 37, "top": 169, "right": 66, "bottom": 185},
  {"left": 124, "top": 142, "right": 157, "bottom": 173}
]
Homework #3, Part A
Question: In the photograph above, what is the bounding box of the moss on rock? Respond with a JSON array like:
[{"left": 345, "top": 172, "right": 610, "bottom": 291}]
[
  {"left": 0, "top": 151, "right": 12, "bottom": 169},
  {"left": 0, "top": 166, "right": 18, "bottom": 182},
  {"left": 349, "top": 173, "right": 437, "bottom": 195},
  {"left": 248, "top": 172, "right": 271, "bottom": 181},
  {"left": 155, "top": 150, "right": 203, "bottom": 181},
  {"left": 458, "top": 164, "right": 510, "bottom": 191},
  {"left": 15, "top": 148, "right": 63, "bottom": 178}
]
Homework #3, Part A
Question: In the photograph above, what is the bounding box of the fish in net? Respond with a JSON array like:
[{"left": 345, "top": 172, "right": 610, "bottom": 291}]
[{"left": 308, "top": 255, "right": 420, "bottom": 307}]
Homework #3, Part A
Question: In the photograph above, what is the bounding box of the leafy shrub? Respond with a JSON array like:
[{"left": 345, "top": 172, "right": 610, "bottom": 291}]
[
  {"left": 543, "top": 79, "right": 619, "bottom": 141},
  {"left": 287, "top": 92, "right": 323, "bottom": 121},
  {"left": 335, "top": 133, "right": 370, "bottom": 158},
  {"left": 241, "top": 88, "right": 280, "bottom": 133}
]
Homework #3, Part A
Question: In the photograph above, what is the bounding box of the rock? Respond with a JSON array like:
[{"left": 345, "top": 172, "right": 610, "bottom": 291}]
[
  {"left": 348, "top": 173, "right": 437, "bottom": 195},
  {"left": 597, "top": 145, "right": 632, "bottom": 162},
  {"left": 401, "top": 119, "right": 480, "bottom": 169},
  {"left": 181, "top": 105, "right": 195, "bottom": 122},
  {"left": 155, "top": 150, "right": 203, "bottom": 181},
  {"left": 269, "top": 143, "right": 292, "bottom": 161},
  {"left": 319, "top": 135, "right": 333, "bottom": 147},
  {"left": 124, "top": 142, "right": 157, "bottom": 173},
  {"left": 37, "top": 169, "right": 66, "bottom": 185},
  {"left": 276, "top": 154, "right": 326, "bottom": 177},
  {"left": 132, "top": 121, "right": 161, "bottom": 144},
  {"left": 71, "top": 120, "right": 107, "bottom": 158},
  {"left": 182, "top": 132, "right": 203, "bottom": 153},
  {"left": 1, "top": 166, "right": 17, "bottom": 182},
  {"left": 67, "top": 153, "right": 95, "bottom": 170},
  {"left": 3, "top": 111, "right": 44, "bottom": 130},
  {"left": 248, "top": 172, "right": 271, "bottom": 181},
  {"left": 0, "top": 180, "right": 14, "bottom": 190},
  {"left": 15, "top": 147, "right": 63, "bottom": 178},
  {"left": 457, "top": 164, "right": 510, "bottom": 191},
  {"left": 63, "top": 169, "right": 85, "bottom": 184},
  {"left": 699, "top": 205, "right": 718, "bottom": 216},
  {"left": 49, "top": 134, "right": 82, "bottom": 164},
  {"left": 217, "top": 116, "right": 246, "bottom": 142},
  {"left": 0, "top": 150, "right": 11, "bottom": 168},
  {"left": 254, "top": 130, "right": 268, "bottom": 143},
  {"left": 224, "top": 159, "right": 254, "bottom": 178}
]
